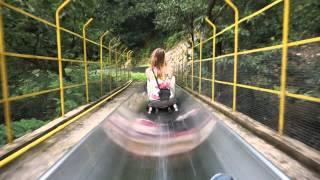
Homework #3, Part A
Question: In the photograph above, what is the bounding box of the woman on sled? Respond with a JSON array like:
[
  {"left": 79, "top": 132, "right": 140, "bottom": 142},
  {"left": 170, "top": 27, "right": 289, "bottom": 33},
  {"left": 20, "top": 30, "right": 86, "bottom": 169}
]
[{"left": 145, "top": 48, "right": 178, "bottom": 114}]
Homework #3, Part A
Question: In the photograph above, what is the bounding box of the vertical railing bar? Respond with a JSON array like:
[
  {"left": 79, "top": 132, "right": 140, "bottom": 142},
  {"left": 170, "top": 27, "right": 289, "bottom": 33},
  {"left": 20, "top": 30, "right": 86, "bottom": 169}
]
[
  {"left": 205, "top": 17, "right": 217, "bottom": 102},
  {"left": 126, "top": 52, "right": 128, "bottom": 81},
  {"left": 129, "top": 51, "right": 133, "bottom": 80},
  {"left": 99, "top": 31, "right": 108, "bottom": 96},
  {"left": 115, "top": 48, "right": 118, "bottom": 87},
  {"left": 184, "top": 49, "right": 187, "bottom": 87},
  {"left": 108, "top": 38, "right": 114, "bottom": 91},
  {"left": 279, "top": 0, "right": 290, "bottom": 135},
  {"left": 122, "top": 48, "right": 127, "bottom": 83},
  {"left": 182, "top": 55, "right": 185, "bottom": 87},
  {"left": 82, "top": 18, "right": 93, "bottom": 103},
  {"left": 0, "top": 4, "right": 13, "bottom": 143},
  {"left": 179, "top": 53, "right": 181, "bottom": 84},
  {"left": 198, "top": 31, "right": 202, "bottom": 94},
  {"left": 225, "top": 0, "right": 239, "bottom": 112},
  {"left": 127, "top": 51, "right": 129, "bottom": 81},
  {"left": 189, "top": 38, "right": 194, "bottom": 91},
  {"left": 55, "top": 0, "right": 71, "bottom": 116}
]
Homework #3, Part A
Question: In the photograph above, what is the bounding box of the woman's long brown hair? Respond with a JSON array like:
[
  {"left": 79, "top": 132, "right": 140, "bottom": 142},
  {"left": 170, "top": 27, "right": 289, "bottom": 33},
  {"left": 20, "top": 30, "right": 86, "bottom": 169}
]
[{"left": 150, "top": 48, "right": 166, "bottom": 79}]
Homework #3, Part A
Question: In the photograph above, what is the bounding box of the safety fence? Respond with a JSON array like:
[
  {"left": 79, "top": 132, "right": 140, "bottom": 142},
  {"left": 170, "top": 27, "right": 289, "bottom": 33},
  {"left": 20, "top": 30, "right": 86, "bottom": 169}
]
[
  {"left": 176, "top": 0, "right": 320, "bottom": 150},
  {"left": 0, "top": 1, "right": 132, "bottom": 146}
]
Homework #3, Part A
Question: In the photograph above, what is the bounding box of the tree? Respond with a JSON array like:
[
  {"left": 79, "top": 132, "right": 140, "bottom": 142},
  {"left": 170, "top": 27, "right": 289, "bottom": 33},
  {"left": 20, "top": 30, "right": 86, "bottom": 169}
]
[{"left": 154, "top": 0, "right": 207, "bottom": 42}]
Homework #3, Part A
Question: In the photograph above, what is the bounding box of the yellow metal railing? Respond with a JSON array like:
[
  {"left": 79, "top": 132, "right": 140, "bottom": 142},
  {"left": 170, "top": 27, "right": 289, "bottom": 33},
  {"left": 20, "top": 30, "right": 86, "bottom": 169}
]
[
  {"left": 178, "top": 0, "right": 320, "bottom": 138},
  {"left": 0, "top": 1, "right": 133, "bottom": 144}
]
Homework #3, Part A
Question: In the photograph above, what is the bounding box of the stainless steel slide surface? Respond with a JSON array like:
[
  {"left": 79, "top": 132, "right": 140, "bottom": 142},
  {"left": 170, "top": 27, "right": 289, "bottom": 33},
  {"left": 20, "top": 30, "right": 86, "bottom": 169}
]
[{"left": 40, "top": 86, "right": 289, "bottom": 180}]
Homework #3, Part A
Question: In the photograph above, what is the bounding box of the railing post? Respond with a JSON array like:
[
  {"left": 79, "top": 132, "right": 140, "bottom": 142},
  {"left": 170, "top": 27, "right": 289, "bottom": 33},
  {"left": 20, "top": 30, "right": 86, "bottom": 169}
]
[
  {"left": 113, "top": 40, "right": 121, "bottom": 87},
  {"left": 55, "top": 0, "right": 71, "bottom": 116},
  {"left": 108, "top": 38, "right": 115, "bottom": 91},
  {"left": 184, "top": 48, "right": 187, "bottom": 87},
  {"left": 82, "top": 18, "right": 93, "bottom": 103},
  {"left": 184, "top": 48, "right": 188, "bottom": 87},
  {"left": 198, "top": 32, "right": 203, "bottom": 94},
  {"left": 279, "top": 0, "right": 290, "bottom": 135},
  {"left": 122, "top": 48, "right": 127, "bottom": 82},
  {"left": 115, "top": 48, "right": 118, "bottom": 85},
  {"left": 126, "top": 50, "right": 132, "bottom": 81},
  {"left": 205, "top": 17, "right": 217, "bottom": 102},
  {"left": 0, "top": 3, "right": 13, "bottom": 143},
  {"left": 182, "top": 55, "right": 184, "bottom": 86},
  {"left": 99, "top": 30, "right": 109, "bottom": 96},
  {"left": 108, "top": 38, "right": 115, "bottom": 65},
  {"left": 189, "top": 38, "right": 194, "bottom": 91},
  {"left": 108, "top": 38, "right": 119, "bottom": 90},
  {"left": 126, "top": 51, "right": 130, "bottom": 81},
  {"left": 225, "top": 0, "right": 239, "bottom": 112},
  {"left": 129, "top": 51, "right": 133, "bottom": 79}
]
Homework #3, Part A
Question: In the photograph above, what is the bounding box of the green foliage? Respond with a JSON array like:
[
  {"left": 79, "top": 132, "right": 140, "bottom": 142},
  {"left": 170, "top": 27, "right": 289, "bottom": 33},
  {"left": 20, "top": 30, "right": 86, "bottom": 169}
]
[
  {"left": 0, "top": 118, "right": 47, "bottom": 145},
  {"left": 164, "top": 32, "right": 185, "bottom": 49},
  {"left": 154, "top": 0, "right": 207, "bottom": 35},
  {"left": 132, "top": 72, "right": 147, "bottom": 82}
]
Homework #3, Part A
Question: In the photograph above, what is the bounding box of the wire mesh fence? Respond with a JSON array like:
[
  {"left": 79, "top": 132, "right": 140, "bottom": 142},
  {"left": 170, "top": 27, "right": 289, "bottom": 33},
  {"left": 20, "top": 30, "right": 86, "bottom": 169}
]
[
  {"left": 0, "top": 1, "right": 132, "bottom": 146},
  {"left": 176, "top": 0, "right": 320, "bottom": 151}
]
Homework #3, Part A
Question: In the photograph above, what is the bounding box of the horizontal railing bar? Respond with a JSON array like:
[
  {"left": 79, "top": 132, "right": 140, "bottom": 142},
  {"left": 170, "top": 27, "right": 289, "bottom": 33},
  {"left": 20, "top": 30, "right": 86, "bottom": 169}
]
[
  {"left": 215, "top": 53, "right": 234, "bottom": 60},
  {"left": 0, "top": 2, "right": 56, "bottom": 27},
  {"left": 202, "top": 77, "right": 212, "bottom": 82},
  {"left": 0, "top": 79, "right": 105, "bottom": 103},
  {"left": 2, "top": 52, "right": 114, "bottom": 65},
  {"left": 62, "top": 58, "right": 83, "bottom": 63},
  {"left": 191, "top": 36, "right": 320, "bottom": 62},
  {"left": 187, "top": 75, "right": 320, "bottom": 103},
  {"left": 286, "top": 93, "right": 320, "bottom": 103},
  {"left": 238, "top": 45, "right": 283, "bottom": 56},
  {"left": 189, "top": 75, "right": 212, "bottom": 82},
  {"left": 2, "top": 52, "right": 84, "bottom": 63},
  {"left": 194, "top": 57, "right": 213, "bottom": 63},
  {"left": 5, "top": 88, "right": 60, "bottom": 103},
  {"left": 191, "top": 1, "right": 283, "bottom": 45},
  {"left": 3, "top": 52, "right": 58, "bottom": 61},
  {"left": 203, "top": 37, "right": 213, "bottom": 44},
  {"left": 216, "top": 0, "right": 283, "bottom": 37},
  {"left": 201, "top": 38, "right": 213, "bottom": 45},
  {"left": 1, "top": 83, "right": 83, "bottom": 103},
  {"left": 288, "top": 37, "right": 320, "bottom": 47},
  {"left": 239, "top": 0, "right": 283, "bottom": 25},
  {"left": 87, "top": 61, "right": 100, "bottom": 64},
  {"left": 0, "top": 2, "right": 125, "bottom": 55},
  {"left": 191, "top": 1, "right": 319, "bottom": 54},
  {"left": 237, "top": 84, "right": 280, "bottom": 95},
  {"left": 214, "top": 80, "right": 234, "bottom": 86}
]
